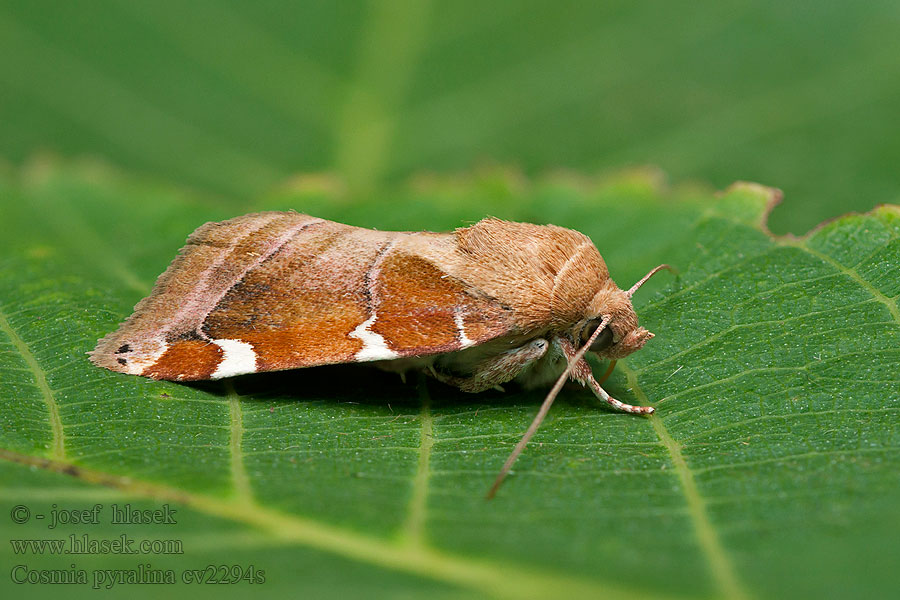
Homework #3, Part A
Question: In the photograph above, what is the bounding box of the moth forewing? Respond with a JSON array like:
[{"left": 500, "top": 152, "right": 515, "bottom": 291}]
[{"left": 89, "top": 212, "right": 669, "bottom": 498}]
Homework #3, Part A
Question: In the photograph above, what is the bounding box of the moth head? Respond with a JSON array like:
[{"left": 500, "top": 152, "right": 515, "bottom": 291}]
[{"left": 578, "top": 264, "right": 670, "bottom": 359}]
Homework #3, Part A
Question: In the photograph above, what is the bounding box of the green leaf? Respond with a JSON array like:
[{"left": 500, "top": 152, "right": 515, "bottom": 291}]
[
  {"left": 2, "top": 2, "right": 900, "bottom": 233},
  {"left": 1, "top": 162, "right": 898, "bottom": 599}
]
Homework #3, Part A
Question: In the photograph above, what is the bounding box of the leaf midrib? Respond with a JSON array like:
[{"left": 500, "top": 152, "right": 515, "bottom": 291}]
[{"left": 0, "top": 448, "right": 669, "bottom": 600}]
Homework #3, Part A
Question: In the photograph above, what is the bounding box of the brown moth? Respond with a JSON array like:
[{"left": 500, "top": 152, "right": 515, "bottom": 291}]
[{"left": 90, "top": 212, "right": 668, "bottom": 497}]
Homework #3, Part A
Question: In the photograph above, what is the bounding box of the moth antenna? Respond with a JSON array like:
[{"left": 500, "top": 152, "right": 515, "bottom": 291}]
[
  {"left": 626, "top": 264, "right": 672, "bottom": 297},
  {"left": 486, "top": 316, "right": 612, "bottom": 500}
]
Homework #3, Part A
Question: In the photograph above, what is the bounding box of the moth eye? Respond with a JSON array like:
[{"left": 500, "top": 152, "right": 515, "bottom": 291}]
[
  {"left": 581, "top": 320, "right": 614, "bottom": 351},
  {"left": 589, "top": 328, "right": 614, "bottom": 352}
]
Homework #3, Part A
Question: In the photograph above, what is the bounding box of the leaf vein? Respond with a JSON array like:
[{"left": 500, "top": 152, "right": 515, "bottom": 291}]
[
  {"left": 0, "top": 303, "right": 65, "bottom": 459},
  {"left": 694, "top": 446, "right": 896, "bottom": 475},
  {"left": 790, "top": 241, "right": 900, "bottom": 324},
  {"left": 226, "top": 381, "right": 254, "bottom": 505},
  {"left": 682, "top": 407, "right": 900, "bottom": 442},
  {"left": 621, "top": 363, "right": 750, "bottom": 600},
  {"left": 398, "top": 377, "right": 434, "bottom": 549}
]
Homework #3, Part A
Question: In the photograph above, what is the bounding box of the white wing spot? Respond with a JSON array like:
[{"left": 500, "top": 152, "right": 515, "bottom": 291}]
[
  {"left": 210, "top": 339, "right": 258, "bottom": 379},
  {"left": 350, "top": 314, "right": 399, "bottom": 361},
  {"left": 455, "top": 312, "right": 475, "bottom": 348}
]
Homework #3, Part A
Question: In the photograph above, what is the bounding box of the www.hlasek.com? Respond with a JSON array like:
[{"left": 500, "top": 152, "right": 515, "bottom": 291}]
[{"left": 11, "top": 532, "right": 184, "bottom": 555}]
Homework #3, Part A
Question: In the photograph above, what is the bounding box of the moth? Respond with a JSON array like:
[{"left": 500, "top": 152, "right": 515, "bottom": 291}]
[{"left": 91, "top": 212, "right": 668, "bottom": 497}]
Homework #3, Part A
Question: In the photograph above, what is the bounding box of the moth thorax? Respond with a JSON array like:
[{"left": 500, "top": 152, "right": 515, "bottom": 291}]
[{"left": 548, "top": 248, "right": 608, "bottom": 327}]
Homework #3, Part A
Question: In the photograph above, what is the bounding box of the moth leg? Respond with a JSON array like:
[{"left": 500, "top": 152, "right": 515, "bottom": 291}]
[
  {"left": 431, "top": 338, "right": 549, "bottom": 393},
  {"left": 557, "top": 338, "right": 654, "bottom": 415}
]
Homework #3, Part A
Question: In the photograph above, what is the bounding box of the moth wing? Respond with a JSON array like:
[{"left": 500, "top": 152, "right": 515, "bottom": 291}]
[{"left": 92, "top": 212, "right": 517, "bottom": 381}]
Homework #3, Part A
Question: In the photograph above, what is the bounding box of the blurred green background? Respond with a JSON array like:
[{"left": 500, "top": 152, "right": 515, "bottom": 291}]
[{"left": 2, "top": 0, "right": 899, "bottom": 233}]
